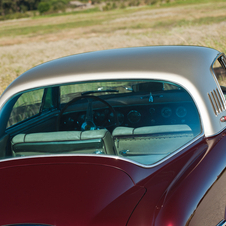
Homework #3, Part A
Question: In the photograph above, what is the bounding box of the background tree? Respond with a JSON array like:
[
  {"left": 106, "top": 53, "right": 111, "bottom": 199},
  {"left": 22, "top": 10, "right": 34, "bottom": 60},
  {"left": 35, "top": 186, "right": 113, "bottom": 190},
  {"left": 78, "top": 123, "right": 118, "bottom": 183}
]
[
  {"left": 37, "top": 1, "right": 50, "bottom": 14},
  {"left": 0, "top": 0, "right": 42, "bottom": 15}
]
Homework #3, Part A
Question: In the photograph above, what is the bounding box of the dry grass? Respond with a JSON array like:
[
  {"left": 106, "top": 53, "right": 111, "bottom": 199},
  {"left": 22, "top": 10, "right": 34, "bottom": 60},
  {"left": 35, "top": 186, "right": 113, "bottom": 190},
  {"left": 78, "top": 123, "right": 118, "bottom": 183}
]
[{"left": 1, "top": 2, "right": 226, "bottom": 94}]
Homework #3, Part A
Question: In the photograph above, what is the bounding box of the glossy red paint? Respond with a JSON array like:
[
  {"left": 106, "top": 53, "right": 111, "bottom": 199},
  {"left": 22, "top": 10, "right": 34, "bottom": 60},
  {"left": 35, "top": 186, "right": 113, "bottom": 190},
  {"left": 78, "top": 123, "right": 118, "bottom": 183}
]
[
  {"left": 0, "top": 160, "right": 145, "bottom": 226},
  {"left": 127, "top": 138, "right": 208, "bottom": 225},
  {"left": 0, "top": 135, "right": 220, "bottom": 226},
  {"left": 152, "top": 133, "right": 226, "bottom": 226}
]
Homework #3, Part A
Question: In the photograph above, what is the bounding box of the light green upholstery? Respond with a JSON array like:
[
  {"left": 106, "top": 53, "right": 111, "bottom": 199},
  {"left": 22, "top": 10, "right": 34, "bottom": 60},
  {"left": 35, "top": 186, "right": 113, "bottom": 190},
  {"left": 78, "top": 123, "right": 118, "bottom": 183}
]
[
  {"left": 12, "top": 129, "right": 115, "bottom": 157},
  {"left": 112, "top": 125, "right": 194, "bottom": 158}
]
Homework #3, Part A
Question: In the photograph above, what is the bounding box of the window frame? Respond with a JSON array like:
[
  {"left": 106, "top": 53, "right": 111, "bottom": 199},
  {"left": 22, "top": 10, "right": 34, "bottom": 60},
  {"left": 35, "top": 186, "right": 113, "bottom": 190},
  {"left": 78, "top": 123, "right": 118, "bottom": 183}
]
[
  {"left": 5, "top": 87, "right": 59, "bottom": 130},
  {"left": 211, "top": 53, "right": 226, "bottom": 102}
]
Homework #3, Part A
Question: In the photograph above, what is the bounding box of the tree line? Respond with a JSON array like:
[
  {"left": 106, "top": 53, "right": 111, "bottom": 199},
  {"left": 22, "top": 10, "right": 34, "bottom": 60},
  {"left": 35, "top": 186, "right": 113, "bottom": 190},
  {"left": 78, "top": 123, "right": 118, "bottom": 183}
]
[
  {"left": 0, "top": 0, "right": 164, "bottom": 17},
  {"left": 1, "top": 0, "right": 40, "bottom": 15},
  {"left": 0, "top": 0, "right": 72, "bottom": 16}
]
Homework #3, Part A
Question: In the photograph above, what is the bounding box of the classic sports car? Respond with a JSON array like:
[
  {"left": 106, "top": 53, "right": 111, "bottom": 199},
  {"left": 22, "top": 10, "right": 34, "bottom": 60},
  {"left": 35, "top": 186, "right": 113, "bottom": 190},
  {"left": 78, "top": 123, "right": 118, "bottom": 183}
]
[{"left": 1, "top": 46, "right": 226, "bottom": 226}]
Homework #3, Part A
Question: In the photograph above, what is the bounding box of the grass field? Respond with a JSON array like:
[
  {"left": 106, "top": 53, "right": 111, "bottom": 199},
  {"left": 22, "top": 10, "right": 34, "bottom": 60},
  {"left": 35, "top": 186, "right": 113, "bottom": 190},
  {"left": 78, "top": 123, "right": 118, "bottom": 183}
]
[{"left": 1, "top": 0, "right": 226, "bottom": 95}]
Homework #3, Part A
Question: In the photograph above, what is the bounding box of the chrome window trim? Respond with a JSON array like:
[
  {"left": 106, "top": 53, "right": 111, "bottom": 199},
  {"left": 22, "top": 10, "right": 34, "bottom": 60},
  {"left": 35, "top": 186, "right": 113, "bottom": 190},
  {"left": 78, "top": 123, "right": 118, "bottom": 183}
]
[
  {"left": 217, "top": 219, "right": 226, "bottom": 226},
  {"left": 211, "top": 53, "right": 226, "bottom": 107},
  {"left": 0, "top": 70, "right": 220, "bottom": 137},
  {"left": 2, "top": 79, "right": 204, "bottom": 167},
  {"left": 0, "top": 132, "right": 204, "bottom": 168}
]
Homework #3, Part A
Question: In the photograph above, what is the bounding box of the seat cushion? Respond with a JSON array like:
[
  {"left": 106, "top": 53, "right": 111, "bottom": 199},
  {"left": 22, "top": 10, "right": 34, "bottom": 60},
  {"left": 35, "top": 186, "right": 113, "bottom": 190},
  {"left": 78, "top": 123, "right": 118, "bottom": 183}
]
[
  {"left": 12, "top": 129, "right": 114, "bottom": 156},
  {"left": 112, "top": 125, "right": 192, "bottom": 136},
  {"left": 112, "top": 125, "right": 194, "bottom": 157}
]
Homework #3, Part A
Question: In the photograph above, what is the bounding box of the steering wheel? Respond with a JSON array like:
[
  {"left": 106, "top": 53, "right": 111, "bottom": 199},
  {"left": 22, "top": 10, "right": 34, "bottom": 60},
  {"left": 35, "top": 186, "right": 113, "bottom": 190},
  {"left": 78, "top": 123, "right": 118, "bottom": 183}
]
[{"left": 57, "top": 95, "right": 119, "bottom": 131}]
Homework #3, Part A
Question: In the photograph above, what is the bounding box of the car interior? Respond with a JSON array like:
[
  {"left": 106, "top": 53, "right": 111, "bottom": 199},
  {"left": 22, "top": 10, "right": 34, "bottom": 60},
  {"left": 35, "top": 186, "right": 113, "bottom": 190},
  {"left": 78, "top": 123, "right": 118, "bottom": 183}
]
[{"left": 0, "top": 79, "right": 202, "bottom": 165}]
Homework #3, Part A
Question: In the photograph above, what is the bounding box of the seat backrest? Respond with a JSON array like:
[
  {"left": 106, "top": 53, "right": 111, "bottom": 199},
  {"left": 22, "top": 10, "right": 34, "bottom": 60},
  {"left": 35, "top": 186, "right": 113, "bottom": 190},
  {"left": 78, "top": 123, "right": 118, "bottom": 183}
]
[
  {"left": 112, "top": 125, "right": 194, "bottom": 157},
  {"left": 12, "top": 129, "right": 114, "bottom": 157}
]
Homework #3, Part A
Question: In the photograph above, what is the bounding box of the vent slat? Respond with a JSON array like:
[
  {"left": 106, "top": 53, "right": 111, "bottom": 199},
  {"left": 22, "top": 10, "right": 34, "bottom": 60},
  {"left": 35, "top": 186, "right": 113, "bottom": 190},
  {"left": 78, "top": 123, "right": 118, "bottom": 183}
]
[
  {"left": 216, "top": 88, "right": 225, "bottom": 110},
  {"left": 208, "top": 93, "right": 217, "bottom": 115},
  {"left": 211, "top": 92, "right": 219, "bottom": 114},
  {"left": 213, "top": 89, "right": 222, "bottom": 112},
  {"left": 208, "top": 89, "right": 226, "bottom": 115}
]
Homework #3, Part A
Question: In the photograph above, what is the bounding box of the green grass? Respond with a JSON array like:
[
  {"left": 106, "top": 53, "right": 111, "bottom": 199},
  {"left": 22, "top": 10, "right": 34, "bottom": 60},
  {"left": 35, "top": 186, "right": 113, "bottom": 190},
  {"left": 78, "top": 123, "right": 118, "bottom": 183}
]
[
  {"left": 164, "top": 0, "right": 226, "bottom": 6},
  {"left": 32, "top": 7, "right": 101, "bottom": 19},
  {"left": 0, "top": 18, "right": 105, "bottom": 38},
  {"left": 179, "top": 15, "right": 226, "bottom": 26},
  {"left": 0, "top": 7, "right": 148, "bottom": 38},
  {"left": 1, "top": 0, "right": 226, "bottom": 38},
  {"left": 1, "top": 0, "right": 226, "bottom": 95},
  {"left": 93, "top": 13, "right": 226, "bottom": 33},
  {"left": 151, "top": 15, "right": 226, "bottom": 29},
  {"left": 203, "top": 36, "right": 226, "bottom": 53}
]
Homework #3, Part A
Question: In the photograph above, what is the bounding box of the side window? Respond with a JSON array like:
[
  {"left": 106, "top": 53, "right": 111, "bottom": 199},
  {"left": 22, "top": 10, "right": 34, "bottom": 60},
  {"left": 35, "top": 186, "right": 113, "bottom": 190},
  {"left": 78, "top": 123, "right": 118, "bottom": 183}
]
[
  {"left": 212, "top": 55, "right": 226, "bottom": 99},
  {"left": 213, "top": 56, "right": 226, "bottom": 87},
  {"left": 7, "top": 89, "right": 44, "bottom": 128}
]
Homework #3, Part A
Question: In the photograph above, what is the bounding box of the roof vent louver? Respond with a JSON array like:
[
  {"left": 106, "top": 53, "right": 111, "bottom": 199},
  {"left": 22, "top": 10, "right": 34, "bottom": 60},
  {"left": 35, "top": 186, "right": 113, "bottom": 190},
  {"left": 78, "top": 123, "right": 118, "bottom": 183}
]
[{"left": 208, "top": 88, "right": 226, "bottom": 116}]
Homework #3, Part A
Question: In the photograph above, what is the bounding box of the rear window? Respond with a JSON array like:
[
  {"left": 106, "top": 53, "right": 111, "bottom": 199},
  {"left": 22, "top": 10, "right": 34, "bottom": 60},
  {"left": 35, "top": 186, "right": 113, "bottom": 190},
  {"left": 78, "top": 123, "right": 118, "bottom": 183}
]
[{"left": 7, "top": 79, "right": 201, "bottom": 166}]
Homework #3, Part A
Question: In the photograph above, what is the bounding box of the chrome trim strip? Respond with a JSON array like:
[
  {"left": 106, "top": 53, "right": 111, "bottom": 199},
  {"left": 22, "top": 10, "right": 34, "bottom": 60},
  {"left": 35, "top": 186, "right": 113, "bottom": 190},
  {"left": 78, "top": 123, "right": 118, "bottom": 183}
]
[
  {"left": 0, "top": 132, "right": 204, "bottom": 169},
  {"left": 217, "top": 88, "right": 225, "bottom": 110},
  {"left": 211, "top": 53, "right": 226, "bottom": 107},
  {"left": 208, "top": 92, "right": 217, "bottom": 115},
  {"left": 216, "top": 220, "right": 226, "bottom": 226}
]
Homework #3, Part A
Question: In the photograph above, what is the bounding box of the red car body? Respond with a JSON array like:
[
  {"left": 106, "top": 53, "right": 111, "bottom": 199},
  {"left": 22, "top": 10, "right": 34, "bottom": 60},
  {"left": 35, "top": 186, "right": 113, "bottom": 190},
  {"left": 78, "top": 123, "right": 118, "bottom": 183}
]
[{"left": 0, "top": 46, "right": 226, "bottom": 226}]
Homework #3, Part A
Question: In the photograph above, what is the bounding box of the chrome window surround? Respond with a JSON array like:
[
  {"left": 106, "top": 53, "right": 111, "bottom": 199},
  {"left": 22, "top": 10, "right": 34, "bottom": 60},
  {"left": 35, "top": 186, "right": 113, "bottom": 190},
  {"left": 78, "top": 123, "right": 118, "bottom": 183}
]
[
  {"left": 211, "top": 53, "right": 226, "bottom": 109},
  {"left": 2, "top": 79, "right": 203, "bottom": 167},
  {"left": 217, "top": 219, "right": 226, "bottom": 226},
  {"left": 0, "top": 132, "right": 204, "bottom": 169}
]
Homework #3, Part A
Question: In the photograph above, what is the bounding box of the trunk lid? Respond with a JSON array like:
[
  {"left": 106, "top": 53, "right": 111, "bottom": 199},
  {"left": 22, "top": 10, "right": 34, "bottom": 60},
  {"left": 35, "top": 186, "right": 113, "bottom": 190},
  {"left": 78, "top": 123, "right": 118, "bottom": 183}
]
[{"left": 0, "top": 155, "right": 146, "bottom": 226}]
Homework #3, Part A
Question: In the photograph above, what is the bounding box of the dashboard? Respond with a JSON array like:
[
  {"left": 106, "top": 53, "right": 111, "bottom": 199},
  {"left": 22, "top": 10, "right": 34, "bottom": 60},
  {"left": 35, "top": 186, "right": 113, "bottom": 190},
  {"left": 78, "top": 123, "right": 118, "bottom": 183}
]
[{"left": 61, "top": 100, "right": 200, "bottom": 133}]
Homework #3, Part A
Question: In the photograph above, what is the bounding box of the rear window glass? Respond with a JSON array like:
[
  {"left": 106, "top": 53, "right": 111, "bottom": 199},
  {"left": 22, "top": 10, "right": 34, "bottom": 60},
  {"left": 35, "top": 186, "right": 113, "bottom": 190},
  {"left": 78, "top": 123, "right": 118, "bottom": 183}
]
[
  {"left": 6, "top": 80, "right": 201, "bottom": 166},
  {"left": 60, "top": 81, "right": 180, "bottom": 104}
]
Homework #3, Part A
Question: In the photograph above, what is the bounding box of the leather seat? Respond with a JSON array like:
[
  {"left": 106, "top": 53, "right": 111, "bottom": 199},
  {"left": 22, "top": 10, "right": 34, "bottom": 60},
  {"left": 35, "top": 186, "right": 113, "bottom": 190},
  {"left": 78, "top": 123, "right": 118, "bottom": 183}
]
[
  {"left": 11, "top": 129, "right": 115, "bottom": 157},
  {"left": 112, "top": 125, "right": 194, "bottom": 158}
]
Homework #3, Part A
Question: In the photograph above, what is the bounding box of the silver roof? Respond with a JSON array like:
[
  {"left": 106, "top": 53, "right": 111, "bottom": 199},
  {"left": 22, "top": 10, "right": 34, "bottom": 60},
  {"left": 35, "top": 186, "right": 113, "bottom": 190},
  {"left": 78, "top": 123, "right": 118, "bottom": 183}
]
[{"left": 0, "top": 45, "right": 225, "bottom": 137}]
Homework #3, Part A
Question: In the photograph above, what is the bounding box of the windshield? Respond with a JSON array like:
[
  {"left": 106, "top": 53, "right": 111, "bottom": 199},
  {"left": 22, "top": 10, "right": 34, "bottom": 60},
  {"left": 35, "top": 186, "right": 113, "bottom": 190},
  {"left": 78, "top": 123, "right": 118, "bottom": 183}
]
[{"left": 4, "top": 79, "right": 201, "bottom": 166}]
